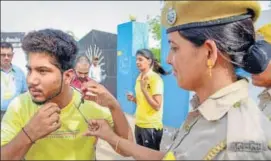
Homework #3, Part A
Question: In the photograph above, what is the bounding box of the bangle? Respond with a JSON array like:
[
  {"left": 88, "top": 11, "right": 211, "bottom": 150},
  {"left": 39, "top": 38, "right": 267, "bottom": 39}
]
[
  {"left": 22, "top": 127, "right": 35, "bottom": 144},
  {"left": 115, "top": 138, "right": 121, "bottom": 152}
]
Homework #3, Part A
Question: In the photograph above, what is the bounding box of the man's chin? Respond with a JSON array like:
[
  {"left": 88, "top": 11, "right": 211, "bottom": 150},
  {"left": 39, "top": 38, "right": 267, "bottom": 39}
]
[{"left": 31, "top": 98, "right": 47, "bottom": 105}]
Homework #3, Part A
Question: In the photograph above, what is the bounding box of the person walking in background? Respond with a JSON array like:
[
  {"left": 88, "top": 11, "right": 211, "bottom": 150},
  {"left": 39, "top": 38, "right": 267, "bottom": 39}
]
[
  {"left": 126, "top": 49, "right": 168, "bottom": 150},
  {"left": 251, "top": 23, "right": 271, "bottom": 120},
  {"left": 89, "top": 56, "right": 102, "bottom": 83},
  {"left": 71, "top": 54, "right": 91, "bottom": 91},
  {"left": 1, "top": 42, "right": 27, "bottom": 120}
]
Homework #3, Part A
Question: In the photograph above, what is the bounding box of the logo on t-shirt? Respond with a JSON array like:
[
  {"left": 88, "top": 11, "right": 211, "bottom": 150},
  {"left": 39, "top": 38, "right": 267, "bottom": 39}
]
[{"left": 46, "top": 130, "right": 80, "bottom": 139}]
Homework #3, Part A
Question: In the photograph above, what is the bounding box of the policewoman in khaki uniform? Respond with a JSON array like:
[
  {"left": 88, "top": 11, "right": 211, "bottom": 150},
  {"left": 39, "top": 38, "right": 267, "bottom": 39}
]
[
  {"left": 252, "top": 24, "right": 271, "bottom": 121},
  {"left": 83, "top": 1, "right": 271, "bottom": 160}
]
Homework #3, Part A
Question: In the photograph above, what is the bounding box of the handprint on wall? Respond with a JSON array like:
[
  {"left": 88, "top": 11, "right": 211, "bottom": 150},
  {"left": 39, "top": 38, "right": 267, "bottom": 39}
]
[{"left": 85, "top": 44, "right": 107, "bottom": 82}]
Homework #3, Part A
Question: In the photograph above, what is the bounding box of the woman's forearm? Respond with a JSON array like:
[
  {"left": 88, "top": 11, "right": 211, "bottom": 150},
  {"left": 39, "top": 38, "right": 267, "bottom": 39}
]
[
  {"left": 108, "top": 135, "right": 165, "bottom": 160},
  {"left": 141, "top": 88, "right": 160, "bottom": 110}
]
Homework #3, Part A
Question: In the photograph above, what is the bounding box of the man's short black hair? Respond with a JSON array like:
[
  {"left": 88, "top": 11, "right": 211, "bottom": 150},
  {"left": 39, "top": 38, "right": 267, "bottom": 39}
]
[
  {"left": 22, "top": 29, "right": 78, "bottom": 71},
  {"left": 1, "top": 42, "right": 13, "bottom": 51}
]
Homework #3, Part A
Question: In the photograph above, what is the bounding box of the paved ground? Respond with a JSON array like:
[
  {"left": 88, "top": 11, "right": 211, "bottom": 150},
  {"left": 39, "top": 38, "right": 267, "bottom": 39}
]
[{"left": 95, "top": 113, "right": 179, "bottom": 160}]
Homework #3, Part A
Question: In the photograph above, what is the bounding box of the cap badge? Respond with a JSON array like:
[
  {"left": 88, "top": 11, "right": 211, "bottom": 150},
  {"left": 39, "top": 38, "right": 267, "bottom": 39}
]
[{"left": 167, "top": 7, "right": 177, "bottom": 25}]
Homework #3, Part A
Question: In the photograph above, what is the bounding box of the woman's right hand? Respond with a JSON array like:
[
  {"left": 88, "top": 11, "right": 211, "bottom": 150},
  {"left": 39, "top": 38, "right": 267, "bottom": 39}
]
[
  {"left": 126, "top": 92, "right": 135, "bottom": 102},
  {"left": 83, "top": 119, "right": 117, "bottom": 142}
]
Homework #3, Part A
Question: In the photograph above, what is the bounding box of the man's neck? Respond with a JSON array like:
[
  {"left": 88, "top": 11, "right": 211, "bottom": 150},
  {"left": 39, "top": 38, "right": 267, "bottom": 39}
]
[
  {"left": 1, "top": 64, "right": 12, "bottom": 72},
  {"left": 52, "top": 87, "right": 74, "bottom": 109}
]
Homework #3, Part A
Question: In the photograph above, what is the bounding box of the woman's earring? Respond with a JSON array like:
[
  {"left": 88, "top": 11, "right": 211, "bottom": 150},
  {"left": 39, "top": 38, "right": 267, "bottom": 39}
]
[{"left": 207, "top": 59, "right": 213, "bottom": 77}]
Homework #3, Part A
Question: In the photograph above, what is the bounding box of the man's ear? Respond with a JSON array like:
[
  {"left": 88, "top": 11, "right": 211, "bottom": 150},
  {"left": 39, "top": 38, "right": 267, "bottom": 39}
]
[{"left": 63, "top": 69, "right": 75, "bottom": 84}]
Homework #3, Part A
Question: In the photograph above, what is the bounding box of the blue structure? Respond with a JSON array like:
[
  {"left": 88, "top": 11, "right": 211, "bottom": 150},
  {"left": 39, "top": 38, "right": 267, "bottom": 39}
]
[
  {"left": 117, "top": 21, "right": 149, "bottom": 115},
  {"left": 235, "top": 68, "right": 251, "bottom": 77},
  {"left": 160, "top": 28, "right": 190, "bottom": 128}
]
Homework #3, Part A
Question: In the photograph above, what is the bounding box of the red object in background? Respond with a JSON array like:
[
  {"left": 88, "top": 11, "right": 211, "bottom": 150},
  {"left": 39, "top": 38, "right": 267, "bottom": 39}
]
[{"left": 71, "top": 77, "right": 91, "bottom": 91}]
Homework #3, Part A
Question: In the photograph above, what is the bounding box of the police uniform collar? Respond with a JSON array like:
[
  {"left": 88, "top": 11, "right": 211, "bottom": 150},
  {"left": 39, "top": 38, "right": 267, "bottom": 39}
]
[
  {"left": 259, "top": 88, "right": 271, "bottom": 98},
  {"left": 194, "top": 79, "right": 249, "bottom": 121}
]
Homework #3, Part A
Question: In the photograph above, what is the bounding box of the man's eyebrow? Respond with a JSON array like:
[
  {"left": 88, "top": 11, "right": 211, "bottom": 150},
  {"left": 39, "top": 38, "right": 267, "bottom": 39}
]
[
  {"left": 25, "top": 65, "right": 51, "bottom": 70},
  {"left": 78, "top": 71, "right": 89, "bottom": 74}
]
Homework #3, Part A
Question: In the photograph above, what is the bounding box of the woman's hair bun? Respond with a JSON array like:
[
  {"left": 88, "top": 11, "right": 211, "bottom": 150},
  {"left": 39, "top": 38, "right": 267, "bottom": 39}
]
[{"left": 242, "top": 40, "right": 271, "bottom": 74}]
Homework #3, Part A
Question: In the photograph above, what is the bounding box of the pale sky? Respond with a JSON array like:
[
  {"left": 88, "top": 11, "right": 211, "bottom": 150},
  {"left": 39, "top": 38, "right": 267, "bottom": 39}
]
[
  {"left": 1, "top": 1, "right": 161, "bottom": 40},
  {"left": 1, "top": 1, "right": 270, "bottom": 45}
]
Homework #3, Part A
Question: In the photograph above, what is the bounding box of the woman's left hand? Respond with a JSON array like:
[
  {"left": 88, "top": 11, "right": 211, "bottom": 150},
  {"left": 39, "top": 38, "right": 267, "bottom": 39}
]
[
  {"left": 140, "top": 75, "right": 148, "bottom": 90},
  {"left": 83, "top": 119, "right": 117, "bottom": 142}
]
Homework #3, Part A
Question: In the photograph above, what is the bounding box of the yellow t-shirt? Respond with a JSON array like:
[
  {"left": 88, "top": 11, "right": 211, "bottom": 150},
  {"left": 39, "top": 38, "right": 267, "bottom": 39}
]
[
  {"left": 135, "top": 70, "right": 164, "bottom": 129},
  {"left": 1, "top": 89, "right": 113, "bottom": 160},
  {"left": 163, "top": 151, "right": 176, "bottom": 160},
  {"left": 1, "top": 70, "right": 16, "bottom": 100}
]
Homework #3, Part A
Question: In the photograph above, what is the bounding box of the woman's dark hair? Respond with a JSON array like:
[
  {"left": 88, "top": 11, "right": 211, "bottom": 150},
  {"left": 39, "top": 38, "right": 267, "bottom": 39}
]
[
  {"left": 179, "top": 18, "right": 269, "bottom": 74},
  {"left": 136, "top": 49, "right": 169, "bottom": 75},
  {"left": 22, "top": 29, "right": 78, "bottom": 72}
]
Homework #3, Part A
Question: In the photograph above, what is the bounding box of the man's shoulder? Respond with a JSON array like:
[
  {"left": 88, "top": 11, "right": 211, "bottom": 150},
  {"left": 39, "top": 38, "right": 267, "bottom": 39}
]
[
  {"left": 81, "top": 101, "right": 111, "bottom": 118},
  {"left": 7, "top": 92, "right": 33, "bottom": 112},
  {"left": 71, "top": 88, "right": 111, "bottom": 115},
  {"left": 12, "top": 65, "right": 25, "bottom": 75},
  {"left": 12, "top": 65, "right": 23, "bottom": 72}
]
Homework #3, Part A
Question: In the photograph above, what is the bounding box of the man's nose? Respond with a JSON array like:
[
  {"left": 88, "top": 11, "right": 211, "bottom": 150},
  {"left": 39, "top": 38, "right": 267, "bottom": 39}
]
[
  {"left": 27, "top": 73, "right": 40, "bottom": 86},
  {"left": 4, "top": 55, "right": 10, "bottom": 59}
]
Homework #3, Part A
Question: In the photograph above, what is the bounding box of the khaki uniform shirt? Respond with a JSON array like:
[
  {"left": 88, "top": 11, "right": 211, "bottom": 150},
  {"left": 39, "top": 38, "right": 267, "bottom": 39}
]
[
  {"left": 258, "top": 88, "right": 271, "bottom": 120},
  {"left": 163, "top": 79, "right": 271, "bottom": 160}
]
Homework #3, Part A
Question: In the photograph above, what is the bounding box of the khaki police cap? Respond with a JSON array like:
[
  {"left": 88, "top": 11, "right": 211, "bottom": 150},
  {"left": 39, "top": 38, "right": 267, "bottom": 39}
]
[
  {"left": 161, "top": 1, "right": 261, "bottom": 33},
  {"left": 257, "top": 23, "right": 271, "bottom": 44}
]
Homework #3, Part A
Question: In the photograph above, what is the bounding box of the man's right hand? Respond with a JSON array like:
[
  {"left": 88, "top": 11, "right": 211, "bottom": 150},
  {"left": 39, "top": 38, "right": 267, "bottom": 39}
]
[{"left": 24, "top": 102, "right": 61, "bottom": 142}]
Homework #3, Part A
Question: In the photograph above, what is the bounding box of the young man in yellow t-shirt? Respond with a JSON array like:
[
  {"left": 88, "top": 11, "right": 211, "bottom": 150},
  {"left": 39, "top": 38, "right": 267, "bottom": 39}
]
[{"left": 1, "top": 29, "right": 133, "bottom": 160}]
